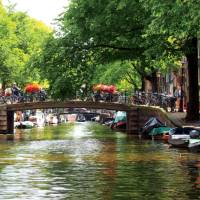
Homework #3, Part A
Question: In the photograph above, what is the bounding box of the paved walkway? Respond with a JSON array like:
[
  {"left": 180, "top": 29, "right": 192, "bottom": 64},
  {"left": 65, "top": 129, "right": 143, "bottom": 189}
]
[{"left": 167, "top": 112, "right": 200, "bottom": 129}]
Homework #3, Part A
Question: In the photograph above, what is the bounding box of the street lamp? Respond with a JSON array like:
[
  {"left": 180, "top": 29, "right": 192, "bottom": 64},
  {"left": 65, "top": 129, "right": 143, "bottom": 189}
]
[{"left": 179, "top": 58, "right": 186, "bottom": 112}]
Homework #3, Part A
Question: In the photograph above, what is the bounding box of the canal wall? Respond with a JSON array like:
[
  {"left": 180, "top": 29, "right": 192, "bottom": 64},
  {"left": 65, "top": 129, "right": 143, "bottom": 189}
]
[
  {"left": 0, "top": 105, "right": 14, "bottom": 139},
  {"left": 0, "top": 105, "right": 7, "bottom": 134},
  {"left": 127, "top": 106, "right": 177, "bottom": 134}
]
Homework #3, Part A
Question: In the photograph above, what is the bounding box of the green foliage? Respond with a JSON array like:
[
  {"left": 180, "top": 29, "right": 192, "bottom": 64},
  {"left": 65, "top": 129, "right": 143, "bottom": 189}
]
[
  {"left": 60, "top": 0, "right": 148, "bottom": 57},
  {"left": 35, "top": 0, "right": 150, "bottom": 99},
  {"left": 141, "top": 0, "right": 200, "bottom": 51},
  {"left": 28, "top": 0, "right": 199, "bottom": 101},
  {"left": 140, "top": 0, "right": 200, "bottom": 119},
  {"left": 0, "top": 1, "right": 51, "bottom": 88},
  {"left": 35, "top": 35, "right": 96, "bottom": 99},
  {"left": 92, "top": 61, "right": 141, "bottom": 92}
]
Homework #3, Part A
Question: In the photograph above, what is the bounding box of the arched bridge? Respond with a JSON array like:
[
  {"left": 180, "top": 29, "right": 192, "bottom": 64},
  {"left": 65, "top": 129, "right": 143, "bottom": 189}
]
[{"left": 0, "top": 100, "right": 175, "bottom": 135}]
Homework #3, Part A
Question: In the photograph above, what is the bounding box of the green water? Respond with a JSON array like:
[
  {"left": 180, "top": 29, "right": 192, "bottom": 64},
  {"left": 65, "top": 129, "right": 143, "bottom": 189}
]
[{"left": 0, "top": 122, "right": 200, "bottom": 200}]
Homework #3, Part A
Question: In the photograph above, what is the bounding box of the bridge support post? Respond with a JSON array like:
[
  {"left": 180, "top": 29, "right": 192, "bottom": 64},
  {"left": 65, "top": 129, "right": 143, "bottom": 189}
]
[
  {"left": 7, "top": 111, "right": 14, "bottom": 134},
  {"left": 0, "top": 106, "right": 8, "bottom": 134},
  {"left": 126, "top": 108, "right": 139, "bottom": 134}
]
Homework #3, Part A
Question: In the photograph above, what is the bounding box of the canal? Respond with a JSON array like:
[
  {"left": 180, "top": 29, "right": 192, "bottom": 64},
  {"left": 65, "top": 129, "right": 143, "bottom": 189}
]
[{"left": 0, "top": 122, "right": 200, "bottom": 199}]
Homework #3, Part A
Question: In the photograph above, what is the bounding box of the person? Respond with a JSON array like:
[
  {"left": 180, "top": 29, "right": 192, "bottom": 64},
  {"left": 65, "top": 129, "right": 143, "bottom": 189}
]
[
  {"left": 93, "top": 91, "right": 102, "bottom": 102},
  {"left": 174, "top": 86, "right": 184, "bottom": 111},
  {"left": 4, "top": 86, "right": 12, "bottom": 97},
  {"left": 169, "top": 94, "right": 177, "bottom": 112},
  {"left": 37, "top": 88, "right": 47, "bottom": 101},
  {"left": 4, "top": 86, "right": 12, "bottom": 104},
  {"left": 12, "top": 83, "right": 21, "bottom": 96},
  {"left": 15, "top": 111, "right": 23, "bottom": 122},
  {"left": 11, "top": 83, "right": 21, "bottom": 102},
  {"left": 105, "top": 92, "right": 113, "bottom": 102}
]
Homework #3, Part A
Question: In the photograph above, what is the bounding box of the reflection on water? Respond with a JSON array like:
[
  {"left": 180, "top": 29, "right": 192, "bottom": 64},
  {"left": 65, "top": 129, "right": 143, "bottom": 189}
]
[{"left": 0, "top": 122, "right": 200, "bottom": 199}]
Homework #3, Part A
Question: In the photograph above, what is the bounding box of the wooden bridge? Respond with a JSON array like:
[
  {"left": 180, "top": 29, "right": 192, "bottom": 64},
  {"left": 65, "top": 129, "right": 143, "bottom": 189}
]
[{"left": 0, "top": 100, "right": 175, "bottom": 135}]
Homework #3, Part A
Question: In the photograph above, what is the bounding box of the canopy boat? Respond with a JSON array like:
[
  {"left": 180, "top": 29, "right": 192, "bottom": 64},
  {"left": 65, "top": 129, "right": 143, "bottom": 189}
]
[
  {"left": 111, "top": 111, "right": 126, "bottom": 130},
  {"left": 141, "top": 117, "right": 166, "bottom": 138}
]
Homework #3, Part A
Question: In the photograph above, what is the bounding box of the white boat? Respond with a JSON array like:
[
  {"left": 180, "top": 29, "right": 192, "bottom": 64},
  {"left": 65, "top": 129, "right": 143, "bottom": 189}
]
[
  {"left": 168, "top": 127, "right": 192, "bottom": 148},
  {"left": 46, "top": 114, "right": 58, "bottom": 124},
  {"left": 76, "top": 114, "right": 86, "bottom": 122},
  {"left": 188, "top": 139, "right": 200, "bottom": 152},
  {"left": 168, "top": 127, "right": 200, "bottom": 148},
  {"left": 29, "top": 110, "right": 45, "bottom": 126},
  {"left": 52, "top": 116, "right": 58, "bottom": 124},
  {"left": 67, "top": 114, "right": 77, "bottom": 122},
  {"left": 14, "top": 121, "right": 35, "bottom": 129}
]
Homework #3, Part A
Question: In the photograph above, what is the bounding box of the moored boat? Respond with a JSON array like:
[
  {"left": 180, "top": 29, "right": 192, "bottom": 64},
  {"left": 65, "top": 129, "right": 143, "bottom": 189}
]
[
  {"left": 168, "top": 138, "right": 189, "bottom": 148},
  {"left": 76, "top": 114, "right": 86, "bottom": 122},
  {"left": 168, "top": 127, "right": 199, "bottom": 148},
  {"left": 15, "top": 121, "right": 35, "bottom": 129},
  {"left": 141, "top": 117, "right": 166, "bottom": 138},
  {"left": 188, "top": 139, "right": 200, "bottom": 152},
  {"left": 149, "top": 126, "right": 172, "bottom": 140},
  {"left": 111, "top": 111, "right": 126, "bottom": 130},
  {"left": 29, "top": 110, "right": 45, "bottom": 126}
]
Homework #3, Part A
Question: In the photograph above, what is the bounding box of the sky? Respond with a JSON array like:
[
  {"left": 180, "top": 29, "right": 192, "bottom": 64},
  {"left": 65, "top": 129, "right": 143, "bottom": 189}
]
[{"left": 2, "top": 0, "right": 70, "bottom": 27}]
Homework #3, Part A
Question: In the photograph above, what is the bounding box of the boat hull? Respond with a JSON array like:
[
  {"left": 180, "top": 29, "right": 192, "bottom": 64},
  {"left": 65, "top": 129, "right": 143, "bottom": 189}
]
[
  {"left": 168, "top": 139, "right": 189, "bottom": 148},
  {"left": 188, "top": 139, "right": 200, "bottom": 152}
]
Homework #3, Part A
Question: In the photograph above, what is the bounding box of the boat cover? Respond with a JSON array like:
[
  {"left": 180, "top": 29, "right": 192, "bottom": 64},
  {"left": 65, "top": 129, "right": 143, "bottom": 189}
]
[
  {"left": 141, "top": 117, "right": 165, "bottom": 136},
  {"left": 149, "top": 127, "right": 171, "bottom": 136},
  {"left": 113, "top": 111, "right": 126, "bottom": 123}
]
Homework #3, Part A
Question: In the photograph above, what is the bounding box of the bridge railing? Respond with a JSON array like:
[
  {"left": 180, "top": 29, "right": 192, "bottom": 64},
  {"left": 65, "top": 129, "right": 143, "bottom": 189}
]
[
  {"left": 0, "top": 92, "right": 46, "bottom": 104},
  {"left": 129, "top": 92, "right": 177, "bottom": 112},
  {"left": 1, "top": 90, "right": 177, "bottom": 113}
]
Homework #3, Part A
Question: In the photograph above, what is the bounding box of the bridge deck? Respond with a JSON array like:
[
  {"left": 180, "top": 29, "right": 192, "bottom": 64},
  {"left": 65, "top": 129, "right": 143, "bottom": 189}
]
[{"left": 6, "top": 100, "right": 133, "bottom": 111}]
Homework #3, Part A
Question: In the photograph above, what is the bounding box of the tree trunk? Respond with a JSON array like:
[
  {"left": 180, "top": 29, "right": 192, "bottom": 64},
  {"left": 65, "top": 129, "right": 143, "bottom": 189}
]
[
  {"left": 143, "top": 72, "right": 158, "bottom": 93},
  {"left": 185, "top": 37, "right": 199, "bottom": 121},
  {"left": 151, "top": 72, "right": 158, "bottom": 93},
  {"left": 1, "top": 80, "right": 6, "bottom": 91},
  {"left": 141, "top": 77, "right": 145, "bottom": 91}
]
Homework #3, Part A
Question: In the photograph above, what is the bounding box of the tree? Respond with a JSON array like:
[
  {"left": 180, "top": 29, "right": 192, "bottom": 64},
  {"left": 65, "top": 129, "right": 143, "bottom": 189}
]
[
  {"left": 35, "top": 35, "right": 96, "bottom": 99},
  {"left": 8, "top": 11, "right": 52, "bottom": 86},
  {"left": 0, "top": 0, "right": 51, "bottom": 89},
  {"left": 37, "top": 0, "right": 150, "bottom": 99},
  {"left": 92, "top": 61, "right": 141, "bottom": 92},
  {"left": 0, "top": 0, "right": 17, "bottom": 88},
  {"left": 36, "top": 0, "right": 182, "bottom": 101},
  {"left": 57, "top": 0, "right": 180, "bottom": 95},
  {"left": 141, "top": 0, "right": 200, "bottom": 120}
]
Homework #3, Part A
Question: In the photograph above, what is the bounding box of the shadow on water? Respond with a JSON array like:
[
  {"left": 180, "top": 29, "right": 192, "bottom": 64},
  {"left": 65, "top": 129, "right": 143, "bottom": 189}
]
[{"left": 0, "top": 122, "right": 200, "bottom": 199}]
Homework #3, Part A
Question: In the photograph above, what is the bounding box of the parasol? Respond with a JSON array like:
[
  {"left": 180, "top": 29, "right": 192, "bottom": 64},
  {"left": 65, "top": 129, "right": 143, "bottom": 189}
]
[
  {"left": 25, "top": 83, "right": 41, "bottom": 93},
  {"left": 93, "top": 84, "right": 116, "bottom": 93}
]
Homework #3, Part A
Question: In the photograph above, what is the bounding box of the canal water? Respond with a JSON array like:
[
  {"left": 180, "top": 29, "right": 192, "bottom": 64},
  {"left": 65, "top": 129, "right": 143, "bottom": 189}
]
[{"left": 0, "top": 122, "right": 200, "bottom": 200}]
